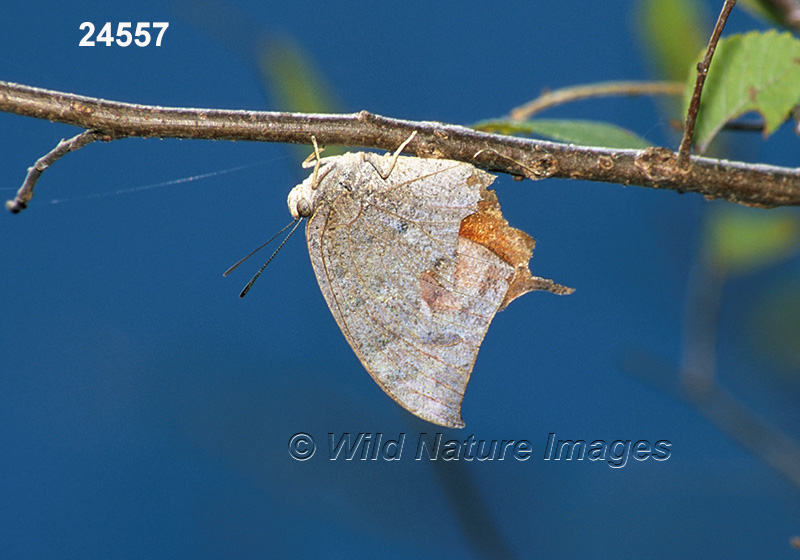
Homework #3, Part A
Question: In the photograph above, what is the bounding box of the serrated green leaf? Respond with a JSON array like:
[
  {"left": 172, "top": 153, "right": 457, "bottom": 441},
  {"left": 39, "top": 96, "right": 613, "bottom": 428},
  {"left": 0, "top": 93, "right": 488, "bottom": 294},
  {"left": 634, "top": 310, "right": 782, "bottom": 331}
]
[
  {"left": 687, "top": 30, "right": 800, "bottom": 153},
  {"left": 473, "top": 119, "right": 651, "bottom": 150},
  {"left": 704, "top": 206, "right": 800, "bottom": 275},
  {"left": 635, "top": 0, "right": 708, "bottom": 81}
]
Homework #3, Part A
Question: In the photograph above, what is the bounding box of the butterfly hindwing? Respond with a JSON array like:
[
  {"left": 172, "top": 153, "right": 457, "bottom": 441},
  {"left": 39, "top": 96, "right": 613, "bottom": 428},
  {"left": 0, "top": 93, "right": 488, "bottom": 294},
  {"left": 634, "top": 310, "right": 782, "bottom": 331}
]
[{"left": 302, "top": 153, "right": 516, "bottom": 427}]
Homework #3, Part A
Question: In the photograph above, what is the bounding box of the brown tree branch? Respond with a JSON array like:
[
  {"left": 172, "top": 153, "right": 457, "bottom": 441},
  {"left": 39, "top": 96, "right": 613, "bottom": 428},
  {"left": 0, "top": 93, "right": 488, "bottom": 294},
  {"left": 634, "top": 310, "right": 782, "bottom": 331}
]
[
  {"left": 2, "top": 80, "right": 800, "bottom": 211},
  {"left": 677, "top": 0, "right": 737, "bottom": 167}
]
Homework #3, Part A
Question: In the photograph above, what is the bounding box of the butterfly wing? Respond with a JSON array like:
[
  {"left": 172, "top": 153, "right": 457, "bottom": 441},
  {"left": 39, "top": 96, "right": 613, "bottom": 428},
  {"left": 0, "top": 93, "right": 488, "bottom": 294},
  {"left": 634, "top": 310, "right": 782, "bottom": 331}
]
[{"left": 305, "top": 154, "right": 515, "bottom": 427}]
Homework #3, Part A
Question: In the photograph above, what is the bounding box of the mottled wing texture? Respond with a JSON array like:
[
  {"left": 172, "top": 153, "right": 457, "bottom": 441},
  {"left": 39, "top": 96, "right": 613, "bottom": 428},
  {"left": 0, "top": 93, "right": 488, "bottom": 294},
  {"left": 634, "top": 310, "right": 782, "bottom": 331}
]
[{"left": 305, "top": 153, "right": 516, "bottom": 427}]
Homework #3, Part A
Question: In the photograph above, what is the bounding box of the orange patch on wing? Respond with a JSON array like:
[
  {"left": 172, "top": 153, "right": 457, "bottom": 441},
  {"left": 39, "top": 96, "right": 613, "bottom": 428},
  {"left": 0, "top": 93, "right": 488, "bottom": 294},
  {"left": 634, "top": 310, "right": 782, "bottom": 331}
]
[{"left": 459, "top": 187, "right": 573, "bottom": 309}]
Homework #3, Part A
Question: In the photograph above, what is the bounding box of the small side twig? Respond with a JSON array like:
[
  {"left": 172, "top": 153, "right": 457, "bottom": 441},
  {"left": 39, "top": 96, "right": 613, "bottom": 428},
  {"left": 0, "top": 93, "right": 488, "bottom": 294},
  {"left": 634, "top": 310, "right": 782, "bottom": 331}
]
[
  {"left": 5, "top": 130, "right": 108, "bottom": 213},
  {"left": 677, "top": 0, "right": 737, "bottom": 168},
  {"left": 509, "top": 81, "right": 686, "bottom": 121}
]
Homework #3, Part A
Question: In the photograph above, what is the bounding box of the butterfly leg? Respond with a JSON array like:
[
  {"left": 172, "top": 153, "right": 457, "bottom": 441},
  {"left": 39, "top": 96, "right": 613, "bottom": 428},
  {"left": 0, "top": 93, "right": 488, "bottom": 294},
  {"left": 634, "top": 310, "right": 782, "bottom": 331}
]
[
  {"left": 302, "top": 136, "right": 328, "bottom": 189},
  {"left": 369, "top": 130, "right": 418, "bottom": 180},
  {"left": 473, "top": 148, "right": 543, "bottom": 179},
  {"left": 302, "top": 136, "right": 326, "bottom": 168}
]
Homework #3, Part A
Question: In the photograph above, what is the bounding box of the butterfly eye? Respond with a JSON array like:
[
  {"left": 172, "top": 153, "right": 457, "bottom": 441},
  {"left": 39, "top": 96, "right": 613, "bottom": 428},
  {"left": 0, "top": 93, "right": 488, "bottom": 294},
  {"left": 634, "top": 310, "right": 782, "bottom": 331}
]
[{"left": 296, "top": 198, "right": 313, "bottom": 218}]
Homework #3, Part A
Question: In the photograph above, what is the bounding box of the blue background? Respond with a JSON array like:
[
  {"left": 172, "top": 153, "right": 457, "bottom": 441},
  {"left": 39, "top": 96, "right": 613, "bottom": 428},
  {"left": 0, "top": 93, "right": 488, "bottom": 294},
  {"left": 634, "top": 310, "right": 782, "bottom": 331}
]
[{"left": 2, "top": 1, "right": 799, "bottom": 558}]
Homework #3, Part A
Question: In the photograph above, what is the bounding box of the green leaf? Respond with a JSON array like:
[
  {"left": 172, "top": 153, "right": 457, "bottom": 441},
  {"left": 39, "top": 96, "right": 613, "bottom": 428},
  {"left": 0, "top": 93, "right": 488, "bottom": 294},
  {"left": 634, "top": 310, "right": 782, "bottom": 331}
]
[
  {"left": 687, "top": 30, "right": 800, "bottom": 153},
  {"left": 635, "top": 0, "right": 708, "bottom": 81},
  {"left": 473, "top": 119, "right": 651, "bottom": 150},
  {"left": 257, "top": 37, "right": 339, "bottom": 114},
  {"left": 704, "top": 206, "right": 800, "bottom": 275}
]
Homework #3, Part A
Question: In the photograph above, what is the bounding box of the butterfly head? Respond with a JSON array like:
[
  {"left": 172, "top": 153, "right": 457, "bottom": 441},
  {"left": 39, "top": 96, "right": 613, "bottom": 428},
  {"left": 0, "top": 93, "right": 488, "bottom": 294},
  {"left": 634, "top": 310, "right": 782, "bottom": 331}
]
[{"left": 287, "top": 176, "right": 315, "bottom": 220}]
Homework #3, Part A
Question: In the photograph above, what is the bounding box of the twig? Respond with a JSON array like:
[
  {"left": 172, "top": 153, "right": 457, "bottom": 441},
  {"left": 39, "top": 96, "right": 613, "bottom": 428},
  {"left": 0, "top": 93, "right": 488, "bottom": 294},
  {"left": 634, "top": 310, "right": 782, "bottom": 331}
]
[
  {"left": 677, "top": 0, "right": 737, "bottom": 168},
  {"left": 622, "top": 349, "right": 800, "bottom": 490},
  {"left": 694, "top": 383, "right": 800, "bottom": 490},
  {"left": 676, "top": 201, "right": 800, "bottom": 488},
  {"left": 679, "top": 255, "right": 724, "bottom": 396},
  {"left": 621, "top": 176, "right": 800, "bottom": 489},
  {"left": 2, "top": 80, "right": 800, "bottom": 211},
  {"left": 5, "top": 130, "right": 107, "bottom": 213},
  {"left": 509, "top": 81, "right": 686, "bottom": 121}
]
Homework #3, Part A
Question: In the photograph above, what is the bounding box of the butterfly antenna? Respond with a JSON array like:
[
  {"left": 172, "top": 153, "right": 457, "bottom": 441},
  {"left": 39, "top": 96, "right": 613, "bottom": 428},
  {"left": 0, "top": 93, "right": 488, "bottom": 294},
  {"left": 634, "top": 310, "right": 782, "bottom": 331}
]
[
  {"left": 223, "top": 219, "right": 298, "bottom": 277},
  {"left": 237, "top": 217, "right": 304, "bottom": 298}
]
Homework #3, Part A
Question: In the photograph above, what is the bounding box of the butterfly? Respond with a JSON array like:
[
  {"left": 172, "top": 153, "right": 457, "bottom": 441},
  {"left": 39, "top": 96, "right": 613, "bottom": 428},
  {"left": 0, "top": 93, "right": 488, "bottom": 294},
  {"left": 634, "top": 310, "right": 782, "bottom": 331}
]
[{"left": 230, "top": 140, "right": 572, "bottom": 428}]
